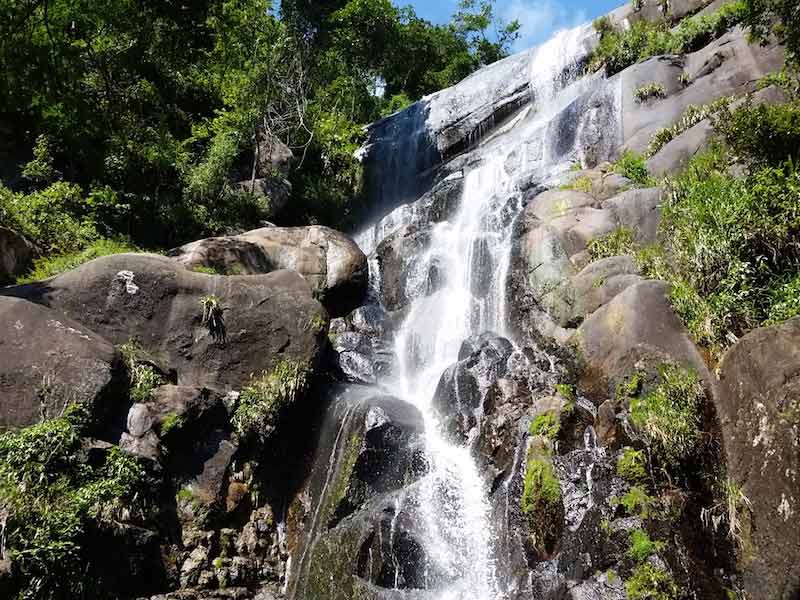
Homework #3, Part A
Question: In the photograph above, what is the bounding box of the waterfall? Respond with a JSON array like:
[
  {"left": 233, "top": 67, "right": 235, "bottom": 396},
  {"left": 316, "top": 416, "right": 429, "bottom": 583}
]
[
  {"left": 291, "top": 22, "right": 616, "bottom": 600},
  {"left": 380, "top": 26, "right": 596, "bottom": 600}
]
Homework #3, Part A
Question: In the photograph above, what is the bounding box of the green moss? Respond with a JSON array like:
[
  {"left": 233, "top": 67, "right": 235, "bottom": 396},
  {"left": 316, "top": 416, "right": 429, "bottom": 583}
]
[
  {"left": 617, "top": 447, "right": 648, "bottom": 483},
  {"left": 616, "top": 371, "right": 644, "bottom": 401},
  {"left": 629, "top": 364, "right": 703, "bottom": 465},
  {"left": 628, "top": 528, "right": 665, "bottom": 562},
  {"left": 529, "top": 412, "right": 561, "bottom": 440},
  {"left": 324, "top": 433, "right": 362, "bottom": 524},
  {"left": 17, "top": 238, "right": 139, "bottom": 284},
  {"left": 233, "top": 359, "right": 311, "bottom": 442},
  {"left": 588, "top": 226, "right": 637, "bottom": 261},
  {"left": 555, "top": 383, "right": 576, "bottom": 403},
  {"left": 0, "top": 408, "right": 148, "bottom": 598},
  {"left": 521, "top": 450, "right": 561, "bottom": 514},
  {"left": 634, "top": 82, "right": 666, "bottom": 103},
  {"left": 191, "top": 264, "right": 222, "bottom": 275},
  {"left": 625, "top": 563, "right": 679, "bottom": 600}
]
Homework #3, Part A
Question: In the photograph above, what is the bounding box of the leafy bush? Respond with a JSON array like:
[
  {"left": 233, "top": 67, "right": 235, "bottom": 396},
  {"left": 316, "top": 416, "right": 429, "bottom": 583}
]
[
  {"left": 587, "top": 2, "right": 746, "bottom": 76},
  {"left": 634, "top": 82, "right": 666, "bottom": 103},
  {"left": 767, "top": 274, "right": 800, "bottom": 325},
  {"left": 628, "top": 528, "right": 665, "bottom": 562},
  {"left": 629, "top": 364, "right": 704, "bottom": 465},
  {"left": 17, "top": 238, "right": 139, "bottom": 284},
  {"left": 713, "top": 100, "right": 800, "bottom": 166},
  {"left": 233, "top": 359, "right": 311, "bottom": 441},
  {"left": 130, "top": 364, "right": 164, "bottom": 403},
  {"left": 613, "top": 150, "right": 654, "bottom": 186},
  {"left": 0, "top": 407, "right": 149, "bottom": 599},
  {"left": 588, "top": 227, "right": 637, "bottom": 261},
  {"left": 659, "top": 144, "right": 800, "bottom": 352},
  {"left": 618, "top": 447, "right": 648, "bottom": 483},
  {"left": 626, "top": 563, "right": 679, "bottom": 600}
]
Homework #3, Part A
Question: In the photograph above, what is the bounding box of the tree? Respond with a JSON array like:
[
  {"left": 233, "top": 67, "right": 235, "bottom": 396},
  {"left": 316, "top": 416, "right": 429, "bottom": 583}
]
[
  {"left": 453, "top": 0, "right": 521, "bottom": 65},
  {"left": 745, "top": 0, "right": 800, "bottom": 65}
]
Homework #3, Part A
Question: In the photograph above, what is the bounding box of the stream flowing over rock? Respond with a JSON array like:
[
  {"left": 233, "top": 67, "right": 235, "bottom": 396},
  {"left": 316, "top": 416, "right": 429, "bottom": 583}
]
[{"left": 0, "top": 1, "right": 797, "bottom": 599}]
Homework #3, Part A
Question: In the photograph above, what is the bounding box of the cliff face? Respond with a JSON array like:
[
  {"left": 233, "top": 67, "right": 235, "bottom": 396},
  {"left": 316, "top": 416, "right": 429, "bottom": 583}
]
[{"left": 0, "top": 2, "right": 797, "bottom": 600}]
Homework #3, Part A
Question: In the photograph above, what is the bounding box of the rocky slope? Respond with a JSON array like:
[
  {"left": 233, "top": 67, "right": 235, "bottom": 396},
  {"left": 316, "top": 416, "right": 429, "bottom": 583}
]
[{"left": 0, "top": 1, "right": 798, "bottom": 599}]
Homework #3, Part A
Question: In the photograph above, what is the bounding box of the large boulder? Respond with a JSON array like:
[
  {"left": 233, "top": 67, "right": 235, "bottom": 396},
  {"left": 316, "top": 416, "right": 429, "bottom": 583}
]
[
  {"left": 169, "top": 226, "right": 367, "bottom": 317},
  {"left": 575, "top": 281, "right": 710, "bottom": 394},
  {"left": 0, "top": 295, "right": 123, "bottom": 429},
  {"left": 714, "top": 319, "right": 800, "bottom": 600},
  {"left": 3, "top": 254, "right": 328, "bottom": 391},
  {"left": 0, "top": 227, "right": 35, "bottom": 285}
]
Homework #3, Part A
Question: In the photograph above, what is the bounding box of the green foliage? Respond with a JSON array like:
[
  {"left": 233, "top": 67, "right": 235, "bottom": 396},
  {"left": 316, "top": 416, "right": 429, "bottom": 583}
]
[
  {"left": 646, "top": 98, "right": 731, "bottom": 157},
  {"left": 233, "top": 359, "right": 310, "bottom": 441},
  {"left": 713, "top": 100, "right": 800, "bottom": 166},
  {"left": 767, "top": 274, "right": 800, "bottom": 325},
  {"left": 626, "top": 563, "right": 679, "bottom": 600},
  {"left": 17, "top": 238, "right": 139, "bottom": 284},
  {"left": 555, "top": 383, "right": 576, "bottom": 403},
  {"left": 744, "top": 0, "right": 800, "bottom": 67},
  {"left": 629, "top": 364, "right": 704, "bottom": 465},
  {"left": 634, "top": 82, "right": 666, "bottom": 103},
  {"left": 200, "top": 295, "right": 226, "bottom": 342},
  {"left": 160, "top": 413, "right": 186, "bottom": 436},
  {"left": 0, "top": 408, "right": 148, "bottom": 599},
  {"left": 587, "top": 2, "right": 747, "bottom": 76},
  {"left": 628, "top": 528, "right": 665, "bottom": 562},
  {"left": 22, "top": 135, "right": 58, "bottom": 186},
  {"left": 658, "top": 144, "right": 800, "bottom": 352},
  {"left": 529, "top": 412, "right": 561, "bottom": 440},
  {"left": 521, "top": 448, "right": 561, "bottom": 514},
  {"left": 613, "top": 151, "right": 654, "bottom": 186},
  {"left": 617, "top": 485, "right": 655, "bottom": 518},
  {"left": 130, "top": 364, "right": 164, "bottom": 404},
  {"left": 191, "top": 265, "right": 223, "bottom": 275},
  {"left": 618, "top": 447, "right": 648, "bottom": 483},
  {"left": 560, "top": 176, "right": 593, "bottom": 193},
  {"left": 588, "top": 227, "right": 637, "bottom": 261}
]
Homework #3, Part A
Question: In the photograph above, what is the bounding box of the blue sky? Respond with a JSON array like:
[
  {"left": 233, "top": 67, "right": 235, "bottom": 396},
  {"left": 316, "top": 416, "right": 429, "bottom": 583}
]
[{"left": 400, "top": 0, "right": 623, "bottom": 50}]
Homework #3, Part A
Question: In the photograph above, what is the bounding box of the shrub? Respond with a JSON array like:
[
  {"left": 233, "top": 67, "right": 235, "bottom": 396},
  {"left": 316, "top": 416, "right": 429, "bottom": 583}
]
[
  {"left": 612, "top": 150, "right": 654, "bottom": 186},
  {"left": 628, "top": 528, "right": 665, "bottom": 562},
  {"left": 529, "top": 411, "right": 561, "bottom": 440},
  {"left": 0, "top": 407, "right": 149, "bottom": 599},
  {"left": 767, "top": 274, "right": 800, "bottom": 325},
  {"left": 634, "top": 82, "right": 666, "bottom": 103},
  {"left": 713, "top": 100, "right": 800, "bottom": 166},
  {"left": 617, "top": 447, "right": 648, "bottom": 483},
  {"left": 130, "top": 363, "right": 164, "bottom": 403},
  {"left": 588, "top": 226, "right": 637, "bottom": 261},
  {"left": 233, "top": 359, "right": 311, "bottom": 441},
  {"left": 629, "top": 364, "right": 704, "bottom": 465},
  {"left": 626, "top": 563, "right": 679, "bottom": 600},
  {"left": 670, "top": 1, "right": 747, "bottom": 54},
  {"left": 617, "top": 485, "right": 655, "bottom": 518},
  {"left": 521, "top": 451, "right": 561, "bottom": 514},
  {"left": 17, "top": 238, "right": 139, "bottom": 283}
]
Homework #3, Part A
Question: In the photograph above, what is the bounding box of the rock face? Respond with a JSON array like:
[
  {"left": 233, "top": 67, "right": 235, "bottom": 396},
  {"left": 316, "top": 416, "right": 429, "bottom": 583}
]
[
  {"left": 0, "top": 295, "right": 124, "bottom": 429},
  {"left": 0, "top": 227, "right": 35, "bottom": 285},
  {"left": 4, "top": 254, "right": 328, "bottom": 390},
  {"left": 234, "top": 131, "right": 294, "bottom": 218},
  {"left": 714, "top": 319, "right": 800, "bottom": 600},
  {"left": 169, "top": 226, "right": 367, "bottom": 317}
]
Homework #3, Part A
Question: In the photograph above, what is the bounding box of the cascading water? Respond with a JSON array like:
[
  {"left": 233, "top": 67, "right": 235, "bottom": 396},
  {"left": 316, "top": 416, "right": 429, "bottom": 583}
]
[{"left": 291, "top": 23, "right": 617, "bottom": 600}]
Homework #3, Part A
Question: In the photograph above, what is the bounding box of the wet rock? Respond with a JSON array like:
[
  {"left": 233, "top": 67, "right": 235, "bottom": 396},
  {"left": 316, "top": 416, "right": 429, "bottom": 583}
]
[
  {"left": 0, "top": 227, "right": 35, "bottom": 285},
  {"left": 332, "top": 332, "right": 377, "bottom": 384},
  {"left": 375, "top": 224, "right": 431, "bottom": 311},
  {"left": 714, "top": 318, "right": 800, "bottom": 600},
  {"left": 4, "top": 254, "right": 327, "bottom": 392},
  {"left": 433, "top": 333, "right": 515, "bottom": 441},
  {"left": 0, "top": 295, "right": 124, "bottom": 429},
  {"left": 168, "top": 226, "right": 367, "bottom": 317}
]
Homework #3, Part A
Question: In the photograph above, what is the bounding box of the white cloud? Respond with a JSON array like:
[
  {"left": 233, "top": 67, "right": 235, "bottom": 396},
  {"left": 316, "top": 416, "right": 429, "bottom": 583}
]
[{"left": 500, "top": 0, "right": 588, "bottom": 51}]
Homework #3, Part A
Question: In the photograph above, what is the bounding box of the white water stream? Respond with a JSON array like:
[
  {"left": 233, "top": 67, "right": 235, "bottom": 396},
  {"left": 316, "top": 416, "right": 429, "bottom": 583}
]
[{"left": 361, "top": 26, "right": 597, "bottom": 600}]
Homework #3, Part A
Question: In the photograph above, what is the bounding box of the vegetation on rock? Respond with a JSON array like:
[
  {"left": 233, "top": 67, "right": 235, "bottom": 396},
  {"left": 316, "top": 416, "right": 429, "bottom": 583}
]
[
  {"left": 634, "top": 82, "right": 667, "bottom": 103},
  {"left": 612, "top": 151, "right": 654, "bottom": 186},
  {"left": 625, "top": 563, "right": 679, "bottom": 600}
]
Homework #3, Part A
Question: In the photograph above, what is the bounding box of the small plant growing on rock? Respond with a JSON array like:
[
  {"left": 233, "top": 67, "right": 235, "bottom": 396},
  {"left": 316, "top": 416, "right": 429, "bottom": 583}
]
[
  {"left": 130, "top": 363, "right": 163, "bottom": 403},
  {"left": 612, "top": 150, "right": 654, "bottom": 186},
  {"left": 588, "top": 226, "right": 636, "bottom": 261},
  {"left": 191, "top": 264, "right": 222, "bottom": 275},
  {"left": 233, "top": 359, "right": 310, "bottom": 441},
  {"left": 529, "top": 412, "right": 561, "bottom": 440},
  {"left": 615, "top": 485, "right": 655, "bottom": 518},
  {"left": 634, "top": 82, "right": 667, "bottom": 103},
  {"left": 521, "top": 453, "right": 561, "bottom": 514},
  {"left": 628, "top": 528, "right": 665, "bottom": 562},
  {"left": 560, "top": 176, "right": 593, "bottom": 193},
  {"left": 626, "top": 563, "right": 679, "bottom": 600},
  {"left": 617, "top": 447, "right": 648, "bottom": 483},
  {"left": 629, "top": 363, "right": 704, "bottom": 466},
  {"left": 200, "top": 295, "right": 226, "bottom": 342},
  {"left": 160, "top": 412, "right": 185, "bottom": 436}
]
